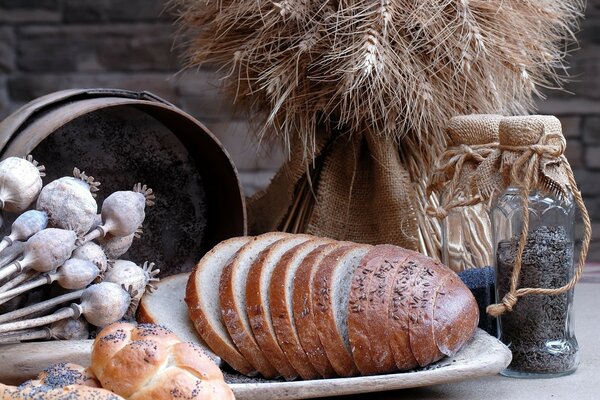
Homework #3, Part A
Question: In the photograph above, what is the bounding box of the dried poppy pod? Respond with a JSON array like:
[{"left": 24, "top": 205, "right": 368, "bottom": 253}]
[
  {"left": 0, "top": 317, "right": 90, "bottom": 344},
  {"left": 72, "top": 242, "right": 108, "bottom": 274},
  {"left": 84, "top": 184, "right": 154, "bottom": 243},
  {"left": 103, "top": 260, "right": 159, "bottom": 315},
  {"left": 0, "top": 156, "right": 45, "bottom": 216},
  {"left": 37, "top": 168, "right": 100, "bottom": 236},
  {"left": 0, "top": 258, "right": 100, "bottom": 303},
  {"left": 0, "top": 228, "right": 77, "bottom": 282},
  {"left": 96, "top": 227, "right": 142, "bottom": 260},
  {"left": 0, "top": 281, "right": 132, "bottom": 334},
  {"left": 0, "top": 210, "right": 48, "bottom": 253}
]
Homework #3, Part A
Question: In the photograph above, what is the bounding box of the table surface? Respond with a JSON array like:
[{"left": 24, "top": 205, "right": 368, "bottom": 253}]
[{"left": 320, "top": 272, "right": 600, "bottom": 400}]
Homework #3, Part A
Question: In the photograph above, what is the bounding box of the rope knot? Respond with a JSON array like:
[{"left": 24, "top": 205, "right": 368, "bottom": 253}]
[
  {"left": 501, "top": 292, "right": 518, "bottom": 311},
  {"left": 487, "top": 292, "right": 518, "bottom": 317},
  {"left": 459, "top": 144, "right": 475, "bottom": 157},
  {"left": 426, "top": 205, "right": 449, "bottom": 220},
  {"left": 530, "top": 143, "right": 563, "bottom": 158}
]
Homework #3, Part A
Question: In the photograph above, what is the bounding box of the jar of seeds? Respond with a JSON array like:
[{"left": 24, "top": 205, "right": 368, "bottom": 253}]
[{"left": 487, "top": 115, "right": 591, "bottom": 378}]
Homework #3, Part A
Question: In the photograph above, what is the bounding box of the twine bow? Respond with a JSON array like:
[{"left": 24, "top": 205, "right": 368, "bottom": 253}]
[
  {"left": 486, "top": 133, "right": 591, "bottom": 317},
  {"left": 427, "top": 143, "right": 498, "bottom": 219}
]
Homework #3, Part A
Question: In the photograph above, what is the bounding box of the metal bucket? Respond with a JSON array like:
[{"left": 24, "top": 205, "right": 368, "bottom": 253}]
[{"left": 0, "top": 88, "right": 247, "bottom": 275}]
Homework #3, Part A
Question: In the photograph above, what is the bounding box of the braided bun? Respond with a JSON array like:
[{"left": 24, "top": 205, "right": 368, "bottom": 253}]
[
  {"left": 91, "top": 322, "right": 234, "bottom": 400},
  {"left": 0, "top": 363, "right": 123, "bottom": 400}
]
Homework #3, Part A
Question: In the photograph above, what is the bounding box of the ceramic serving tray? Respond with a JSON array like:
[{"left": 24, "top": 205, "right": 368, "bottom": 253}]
[{"left": 227, "top": 329, "right": 510, "bottom": 399}]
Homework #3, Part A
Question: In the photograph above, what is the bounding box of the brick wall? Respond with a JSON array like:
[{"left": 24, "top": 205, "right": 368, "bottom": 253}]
[
  {"left": 0, "top": 0, "right": 285, "bottom": 197},
  {"left": 1, "top": 0, "right": 599, "bottom": 259}
]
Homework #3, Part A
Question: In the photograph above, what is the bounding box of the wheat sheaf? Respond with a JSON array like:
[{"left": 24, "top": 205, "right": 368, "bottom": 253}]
[{"left": 172, "top": 0, "right": 581, "bottom": 168}]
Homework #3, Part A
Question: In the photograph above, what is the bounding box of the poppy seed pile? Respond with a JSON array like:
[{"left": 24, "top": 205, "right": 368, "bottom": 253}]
[{"left": 496, "top": 225, "right": 578, "bottom": 374}]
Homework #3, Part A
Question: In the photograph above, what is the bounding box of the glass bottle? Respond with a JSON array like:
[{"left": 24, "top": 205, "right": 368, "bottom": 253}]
[
  {"left": 492, "top": 116, "right": 579, "bottom": 378},
  {"left": 439, "top": 114, "right": 501, "bottom": 272}
]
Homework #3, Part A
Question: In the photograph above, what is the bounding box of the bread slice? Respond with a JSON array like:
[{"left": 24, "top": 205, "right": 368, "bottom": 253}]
[
  {"left": 269, "top": 238, "right": 333, "bottom": 380},
  {"left": 432, "top": 272, "right": 479, "bottom": 357},
  {"left": 219, "top": 232, "right": 291, "bottom": 378},
  {"left": 245, "top": 234, "right": 313, "bottom": 380},
  {"left": 407, "top": 255, "right": 454, "bottom": 367},
  {"left": 348, "top": 244, "right": 415, "bottom": 375},
  {"left": 292, "top": 242, "right": 343, "bottom": 378},
  {"left": 387, "top": 255, "right": 421, "bottom": 371},
  {"left": 312, "top": 244, "right": 371, "bottom": 377},
  {"left": 138, "top": 273, "right": 220, "bottom": 364},
  {"left": 185, "top": 236, "right": 255, "bottom": 376}
]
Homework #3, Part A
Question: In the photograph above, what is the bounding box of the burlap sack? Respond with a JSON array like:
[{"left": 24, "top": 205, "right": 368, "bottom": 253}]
[{"left": 248, "top": 130, "right": 419, "bottom": 251}]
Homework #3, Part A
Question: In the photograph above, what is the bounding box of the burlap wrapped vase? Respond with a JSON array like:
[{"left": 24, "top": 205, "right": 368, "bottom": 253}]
[{"left": 249, "top": 129, "right": 421, "bottom": 252}]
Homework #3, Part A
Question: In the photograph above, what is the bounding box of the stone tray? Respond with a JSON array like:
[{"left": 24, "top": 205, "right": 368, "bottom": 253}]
[{"left": 227, "top": 329, "right": 511, "bottom": 400}]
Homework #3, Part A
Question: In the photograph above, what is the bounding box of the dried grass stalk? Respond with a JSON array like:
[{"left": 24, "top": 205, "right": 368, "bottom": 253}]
[{"left": 171, "top": 0, "right": 582, "bottom": 172}]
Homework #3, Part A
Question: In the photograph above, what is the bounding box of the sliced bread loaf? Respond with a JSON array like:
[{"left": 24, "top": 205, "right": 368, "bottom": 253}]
[
  {"left": 185, "top": 236, "right": 254, "bottom": 375},
  {"left": 137, "top": 273, "right": 220, "bottom": 364},
  {"left": 349, "top": 245, "right": 416, "bottom": 375},
  {"left": 292, "top": 242, "right": 344, "bottom": 378},
  {"left": 269, "top": 237, "right": 333, "bottom": 380},
  {"left": 245, "top": 234, "right": 313, "bottom": 380},
  {"left": 312, "top": 244, "right": 371, "bottom": 377},
  {"left": 219, "top": 232, "right": 290, "bottom": 378}
]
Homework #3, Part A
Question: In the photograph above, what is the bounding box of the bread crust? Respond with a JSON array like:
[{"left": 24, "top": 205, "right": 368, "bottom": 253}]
[
  {"left": 407, "top": 255, "right": 453, "bottom": 367},
  {"left": 432, "top": 273, "right": 479, "bottom": 357},
  {"left": 92, "top": 323, "right": 180, "bottom": 397},
  {"left": 270, "top": 238, "right": 333, "bottom": 380},
  {"left": 219, "top": 232, "right": 290, "bottom": 378},
  {"left": 292, "top": 242, "right": 342, "bottom": 378},
  {"left": 312, "top": 244, "right": 371, "bottom": 377},
  {"left": 0, "top": 362, "right": 120, "bottom": 399},
  {"left": 245, "top": 234, "right": 313, "bottom": 380},
  {"left": 185, "top": 236, "right": 255, "bottom": 376},
  {"left": 138, "top": 273, "right": 220, "bottom": 365},
  {"left": 128, "top": 342, "right": 233, "bottom": 400},
  {"left": 348, "top": 244, "right": 413, "bottom": 374}
]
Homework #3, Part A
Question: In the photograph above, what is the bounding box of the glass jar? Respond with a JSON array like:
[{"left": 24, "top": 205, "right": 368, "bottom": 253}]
[
  {"left": 441, "top": 197, "right": 493, "bottom": 271},
  {"left": 492, "top": 187, "right": 578, "bottom": 378},
  {"left": 437, "top": 114, "right": 500, "bottom": 272}
]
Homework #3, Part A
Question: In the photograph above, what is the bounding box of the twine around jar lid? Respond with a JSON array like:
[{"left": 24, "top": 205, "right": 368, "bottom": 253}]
[
  {"left": 498, "top": 115, "right": 568, "bottom": 200},
  {"left": 427, "top": 114, "right": 501, "bottom": 219}
]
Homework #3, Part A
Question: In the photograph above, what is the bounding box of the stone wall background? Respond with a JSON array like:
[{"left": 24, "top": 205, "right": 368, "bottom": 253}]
[{"left": 1, "top": 0, "right": 599, "bottom": 259}]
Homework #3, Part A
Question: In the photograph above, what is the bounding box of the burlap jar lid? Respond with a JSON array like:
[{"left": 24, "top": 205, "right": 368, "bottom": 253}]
[
  {"left": 447, "top": 114, "right": 502, "bottom": 145},
  {"left": 499, "top": 115, "right": 564, "bottom": 147}
]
